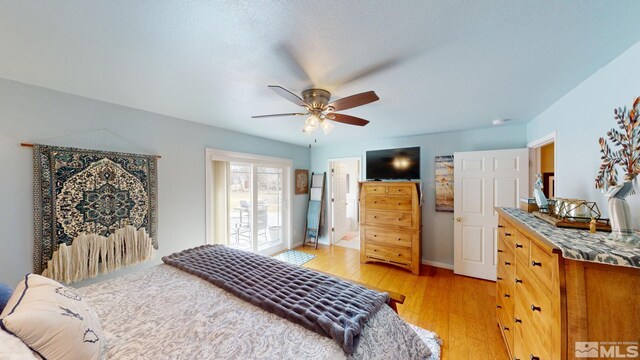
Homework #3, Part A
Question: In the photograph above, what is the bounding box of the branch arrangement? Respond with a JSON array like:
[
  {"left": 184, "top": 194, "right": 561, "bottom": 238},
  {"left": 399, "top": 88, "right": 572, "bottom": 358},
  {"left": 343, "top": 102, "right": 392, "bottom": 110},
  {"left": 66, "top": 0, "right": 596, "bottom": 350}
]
[{"left": 595, "top": 96, "right": 640, "bottom": 189}]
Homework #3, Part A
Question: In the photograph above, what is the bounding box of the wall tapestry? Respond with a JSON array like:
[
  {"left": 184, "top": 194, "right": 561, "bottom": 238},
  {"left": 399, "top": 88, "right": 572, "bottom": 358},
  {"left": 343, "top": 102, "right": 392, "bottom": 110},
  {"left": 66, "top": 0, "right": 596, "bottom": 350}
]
[
  {"left": 435, "top": 155, "right": 454, "bottom": 212},
  {"left": 33, "top": 145, "right": 158, "bottom": 283}
]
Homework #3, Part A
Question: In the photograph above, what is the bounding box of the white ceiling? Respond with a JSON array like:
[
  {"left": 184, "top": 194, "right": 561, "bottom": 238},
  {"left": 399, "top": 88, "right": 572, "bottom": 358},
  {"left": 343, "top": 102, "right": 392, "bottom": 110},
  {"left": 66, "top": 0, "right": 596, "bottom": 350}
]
[{"left": 1, "top": 1, "right": 639, "bottom": 146}]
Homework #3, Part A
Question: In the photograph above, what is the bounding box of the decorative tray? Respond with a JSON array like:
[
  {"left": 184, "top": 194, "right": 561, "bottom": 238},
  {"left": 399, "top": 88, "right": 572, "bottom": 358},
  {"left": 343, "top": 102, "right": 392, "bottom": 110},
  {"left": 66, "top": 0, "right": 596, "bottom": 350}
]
[{"left": 532, "top": 211, "right": 612, "bottom": 232}]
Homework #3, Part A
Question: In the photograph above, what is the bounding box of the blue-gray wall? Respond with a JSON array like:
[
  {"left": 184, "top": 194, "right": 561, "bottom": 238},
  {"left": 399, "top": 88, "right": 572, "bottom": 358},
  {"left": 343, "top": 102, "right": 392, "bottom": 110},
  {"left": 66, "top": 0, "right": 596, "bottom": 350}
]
[
  {"left": 0, "top": 78, "right": 310, "bottom": 286},
  {"left": 310, "top": 124, "right": 528, "bottom": 268},
  {"left": 527, "top": 41, "right": 640, "bottom": 225}
]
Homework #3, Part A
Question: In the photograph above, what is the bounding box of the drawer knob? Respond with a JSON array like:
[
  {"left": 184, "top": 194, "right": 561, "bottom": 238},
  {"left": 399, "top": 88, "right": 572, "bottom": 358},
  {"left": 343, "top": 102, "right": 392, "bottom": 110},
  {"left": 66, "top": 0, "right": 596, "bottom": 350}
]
[
  {"left": 398, "top": 202, "right": 402, "bottom": 205},
  {"left": 531, "top": 260, "right": 542, "bottom": 267},
  {"left": 515, "top": 243, "right": 523, "bottom": 248},
  {"left": 531, "top": 304, "right": 541, "bottom": 312},
  {"left": 515, "top": 318, "right": 522, "bottom": 323},
  {"left": 373, "top": 235, "right": 377, "bottom": 237},
  {"left": 374, "top": 216, "right": 378, "bottom": 219},
  {"left": 398, "top": 238, "right": 402, "bottom": 241},
  {"left": 498, "top": 225, "right": 504, "bottom": 228},
  {"left": 503, "top": 326, "right": 509, "bottom": 331},
  {"left": 505, "top": 233, "right": 512, "bottom": 237},
  {"left": 504, "top": 261, "right": 511, "bottom": 266},
  {"left": 530, "top": 356, "right": 540, "bottom": 360},
  {"left": 504, "top": 294, "right": 510, "bottom": 298},
  {"left": 515, "top": 278, "right": 523, "bottom": 284},
  {"left": 496, "top": 305, "right": 502, "bottom": 309},
  {"left": 497, "top": 249, "right": 503, "bottom": 253},
  {"left": 497, "top": 276, "right": 502, "bottom": 281}
]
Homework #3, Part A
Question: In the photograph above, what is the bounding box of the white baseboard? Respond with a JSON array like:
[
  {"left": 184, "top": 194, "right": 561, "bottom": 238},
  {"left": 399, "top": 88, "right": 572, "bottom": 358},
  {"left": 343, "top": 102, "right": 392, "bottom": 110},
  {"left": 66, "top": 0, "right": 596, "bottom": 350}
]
[
  {"left": 420, "top": 259, "right": 454, "bottom": 270},
  {"left": 291, "top": 241, "right": 303, "bottom": 248}
]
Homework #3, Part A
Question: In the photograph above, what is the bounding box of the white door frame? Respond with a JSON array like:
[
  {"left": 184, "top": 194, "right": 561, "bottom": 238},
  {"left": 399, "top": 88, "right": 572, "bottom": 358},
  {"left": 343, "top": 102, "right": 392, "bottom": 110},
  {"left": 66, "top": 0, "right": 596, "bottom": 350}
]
[
  {"left": 527, "top": 131, "right": 557, "bottom": 196},
  {"left": 327, "top": 157, "right": 362, "bottom": 244},
  {"left": 205, "top": 148, "right": 293, "bottom": 252}
]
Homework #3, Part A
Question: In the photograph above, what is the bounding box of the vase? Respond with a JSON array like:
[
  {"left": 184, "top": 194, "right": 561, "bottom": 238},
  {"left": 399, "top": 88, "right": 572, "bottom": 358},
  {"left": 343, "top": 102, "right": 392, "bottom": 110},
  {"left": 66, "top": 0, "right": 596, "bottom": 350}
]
[{"left": 606, "top": 181, "right": 640, "bottom": 245}]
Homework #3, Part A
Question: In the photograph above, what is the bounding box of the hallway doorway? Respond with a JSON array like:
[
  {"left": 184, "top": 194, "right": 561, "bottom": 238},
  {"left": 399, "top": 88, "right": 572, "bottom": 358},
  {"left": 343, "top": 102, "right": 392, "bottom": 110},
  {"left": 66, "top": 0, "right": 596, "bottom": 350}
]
[{"left": 328, "top": 157, "right": 361, "bottom": 251}]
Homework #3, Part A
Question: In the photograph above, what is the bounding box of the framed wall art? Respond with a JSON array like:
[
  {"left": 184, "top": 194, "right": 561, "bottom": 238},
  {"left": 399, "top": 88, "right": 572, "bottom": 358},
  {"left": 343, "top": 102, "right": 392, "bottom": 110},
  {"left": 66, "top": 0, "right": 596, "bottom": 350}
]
[
  {"left": 295, "top": 169, "right": 309, "bottom": 195},
  {"left": 435, "top": 155, "right": 454, "bottom": 212}
]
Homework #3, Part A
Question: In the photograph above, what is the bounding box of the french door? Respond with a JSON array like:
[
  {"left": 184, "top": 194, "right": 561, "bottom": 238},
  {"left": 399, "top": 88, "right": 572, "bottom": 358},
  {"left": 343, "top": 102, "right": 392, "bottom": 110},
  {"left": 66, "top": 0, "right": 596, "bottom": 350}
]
[{"left": 228, "top": 162, "right": 287, "bottom": 255}]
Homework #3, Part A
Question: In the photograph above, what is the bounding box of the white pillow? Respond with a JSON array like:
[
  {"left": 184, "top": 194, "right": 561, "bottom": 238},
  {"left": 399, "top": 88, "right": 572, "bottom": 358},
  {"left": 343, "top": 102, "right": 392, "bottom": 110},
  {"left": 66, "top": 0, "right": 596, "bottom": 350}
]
[
  {"left": 0, "top": 329, "right": 40, "bottom": 360},
  {"left": 0, "top": 274, "right": 103, "bottom": 360}
]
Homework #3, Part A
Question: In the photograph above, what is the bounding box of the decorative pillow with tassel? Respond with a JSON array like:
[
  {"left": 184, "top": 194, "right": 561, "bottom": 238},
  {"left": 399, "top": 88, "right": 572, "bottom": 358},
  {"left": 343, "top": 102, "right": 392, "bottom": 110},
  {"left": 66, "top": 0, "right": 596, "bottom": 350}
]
[{"left": 0, "top": 274, "right": 103, "bottom": 360}]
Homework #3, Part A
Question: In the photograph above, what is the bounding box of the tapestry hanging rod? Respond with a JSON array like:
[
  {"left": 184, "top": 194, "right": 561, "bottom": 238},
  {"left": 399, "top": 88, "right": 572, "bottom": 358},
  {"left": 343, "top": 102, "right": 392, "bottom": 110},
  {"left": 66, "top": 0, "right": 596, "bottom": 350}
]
[{"left": 20, "top": 143, "right": 162, "bottom": 159}]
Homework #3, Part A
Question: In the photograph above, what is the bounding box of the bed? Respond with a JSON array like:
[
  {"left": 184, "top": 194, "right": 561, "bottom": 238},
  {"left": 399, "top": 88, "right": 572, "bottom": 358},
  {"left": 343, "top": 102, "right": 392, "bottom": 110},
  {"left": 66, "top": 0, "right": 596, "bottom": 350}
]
[{"left": 1, "top": 248, "right": 441, "bottom": 360}]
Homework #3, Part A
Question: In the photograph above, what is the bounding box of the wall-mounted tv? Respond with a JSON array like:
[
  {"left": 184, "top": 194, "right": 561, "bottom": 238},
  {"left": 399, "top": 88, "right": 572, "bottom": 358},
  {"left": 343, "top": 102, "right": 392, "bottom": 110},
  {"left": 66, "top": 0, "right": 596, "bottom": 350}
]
[{"left": 366, "top": 147, "right": 421, "bottom": 180}]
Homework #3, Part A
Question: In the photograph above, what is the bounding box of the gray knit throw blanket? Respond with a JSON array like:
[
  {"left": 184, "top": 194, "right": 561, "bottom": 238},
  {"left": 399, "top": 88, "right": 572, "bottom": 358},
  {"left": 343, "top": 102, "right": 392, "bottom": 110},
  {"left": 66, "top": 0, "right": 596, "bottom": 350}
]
[{"left": 162, "top": 245, "right": 389, "bottom": 354}]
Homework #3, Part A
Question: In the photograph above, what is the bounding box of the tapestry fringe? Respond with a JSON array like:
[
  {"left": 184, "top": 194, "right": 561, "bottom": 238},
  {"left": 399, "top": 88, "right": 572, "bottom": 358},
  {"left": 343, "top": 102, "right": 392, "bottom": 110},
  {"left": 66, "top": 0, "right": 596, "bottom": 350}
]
[{"left": 42, "top": 226, "right": 155, "bottom": 284}]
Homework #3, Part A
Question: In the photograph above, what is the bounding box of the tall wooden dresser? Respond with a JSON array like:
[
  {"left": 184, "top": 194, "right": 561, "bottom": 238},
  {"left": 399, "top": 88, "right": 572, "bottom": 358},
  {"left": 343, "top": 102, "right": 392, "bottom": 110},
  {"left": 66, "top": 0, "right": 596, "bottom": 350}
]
[
  {"left": 359, "top": 182, "right": 422, "bottom": 275},
  {"left": 496, "top": 207, "right": 640, "bottom": 360}
]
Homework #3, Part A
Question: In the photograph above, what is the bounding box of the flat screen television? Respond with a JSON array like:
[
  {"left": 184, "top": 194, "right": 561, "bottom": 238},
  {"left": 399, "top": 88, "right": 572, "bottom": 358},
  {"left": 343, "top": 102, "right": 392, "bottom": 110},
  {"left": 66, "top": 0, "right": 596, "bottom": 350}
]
[{"left": 366, "top": 147, "right": 421, "bottom": 180}]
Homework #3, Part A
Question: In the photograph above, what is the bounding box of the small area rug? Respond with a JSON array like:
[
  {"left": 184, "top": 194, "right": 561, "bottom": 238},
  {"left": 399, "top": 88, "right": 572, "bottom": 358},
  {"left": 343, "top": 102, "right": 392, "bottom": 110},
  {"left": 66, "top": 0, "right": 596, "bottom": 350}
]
[
  {"left": 335, "top": 237, "right": 360, "bottom": 250},
  {"left": 341, "top": 232, "right": 358, "bottom": 241},
  {"left": 410, "top": 324, "right": 442, "bottom": 360},
  {"left": 273, "top": 250, "right": 316, "bottom": 266}
]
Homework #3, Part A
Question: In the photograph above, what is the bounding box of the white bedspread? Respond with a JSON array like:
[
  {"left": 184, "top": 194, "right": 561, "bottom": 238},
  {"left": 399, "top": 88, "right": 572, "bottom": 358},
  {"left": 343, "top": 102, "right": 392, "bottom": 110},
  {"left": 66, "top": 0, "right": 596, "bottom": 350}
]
[{"left": 79, "top": 265, "right": 440, "bottom": 359}]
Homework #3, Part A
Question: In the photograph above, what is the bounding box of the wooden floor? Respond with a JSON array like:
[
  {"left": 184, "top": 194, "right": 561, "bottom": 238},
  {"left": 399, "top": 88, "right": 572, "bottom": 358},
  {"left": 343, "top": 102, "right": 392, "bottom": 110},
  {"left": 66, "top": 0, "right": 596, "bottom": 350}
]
[{"left": 295, "top": 245, "right": 509, "bottom": 360}]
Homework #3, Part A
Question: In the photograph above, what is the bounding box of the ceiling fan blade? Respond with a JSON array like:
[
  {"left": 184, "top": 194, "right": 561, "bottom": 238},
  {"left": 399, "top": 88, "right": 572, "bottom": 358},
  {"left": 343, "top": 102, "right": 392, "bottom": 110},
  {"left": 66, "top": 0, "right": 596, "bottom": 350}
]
[
  {"left": 327, "top": 91, "right": 379, "bottom": 112},
  {"left": 268, "top": 85, "right": 308, "bottom": 107},
  {"left": 251, "top": 112, "right": 306, "bottom": 119},
  {"left": 274, "top": 43, "right": 312, "bottom": 84},
  {"left": 327, "top": 113, "right": 370, "bottom": 126},
  {"left": 337, "top": 58, "right": 402, "bottom": 86}
]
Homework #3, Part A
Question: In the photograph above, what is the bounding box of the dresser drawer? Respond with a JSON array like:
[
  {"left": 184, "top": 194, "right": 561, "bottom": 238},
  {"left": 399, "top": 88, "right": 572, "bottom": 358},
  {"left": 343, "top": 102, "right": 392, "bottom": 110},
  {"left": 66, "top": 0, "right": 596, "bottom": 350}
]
[
  {"left": 497, "top": 304, "right": 514, "bottom": 355},
  {"left": 496, "top": 260, "right": 515, "bottom": 284},
  {"left": 514, "top": 318, "right": 550, "bottom": 360},
  {"left": 497, "top": 280, "right": 514, "bottom": 319},
  {"left": 363, "top": 185, "right": 386, "bottom": 195},
  {"left": 364, "top": 195, "right": 412, "bottom": 211},
  {"left": 513, "top": 231, "right": 530, "bottom": 267},
  {"left": 500, "top": 225, "right": 517, "bottom": 249},
  {"left": 499, "top": 249, "right": 515, "bottom": 272},
  {"left": 497, "top": 236, "right": 514, "bottom": 266},
  {"left": 528, "top": 241, "right": 556, "bottom": 293},
  {"left": 387, "top": 185, "right": 412, "bottom": 196},
  {"left": 365, "top": 210, "right": 413, "bottom": 227},
  {"left": 363, "top": 228, "right": 412, "bottom": 247},
  {"left": 365, "top": 243, "right": 412, "bottom": 265},
  {"left": 515, "top": 267, "right": 553, "bottom": 350}
]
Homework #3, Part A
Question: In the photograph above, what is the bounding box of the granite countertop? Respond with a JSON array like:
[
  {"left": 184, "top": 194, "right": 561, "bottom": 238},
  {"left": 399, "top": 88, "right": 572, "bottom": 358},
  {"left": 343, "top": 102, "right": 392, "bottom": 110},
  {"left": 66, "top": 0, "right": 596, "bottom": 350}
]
[{"left": 499, "top": 207, "right": 640, "bottom": 269}]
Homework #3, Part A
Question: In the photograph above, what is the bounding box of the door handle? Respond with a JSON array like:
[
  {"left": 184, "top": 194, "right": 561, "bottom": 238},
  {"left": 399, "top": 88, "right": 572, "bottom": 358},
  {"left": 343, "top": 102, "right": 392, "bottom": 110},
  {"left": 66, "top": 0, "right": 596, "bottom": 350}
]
[{"left": 456, "top": 217, "right": 462, "bottom": 222}]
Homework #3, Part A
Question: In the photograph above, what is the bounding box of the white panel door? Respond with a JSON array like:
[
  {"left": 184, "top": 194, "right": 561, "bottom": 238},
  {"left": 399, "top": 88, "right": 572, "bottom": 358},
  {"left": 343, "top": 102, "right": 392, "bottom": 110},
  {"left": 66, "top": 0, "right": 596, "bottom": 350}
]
[
  {"left": 332, "top": 163, "right": 348, "bottom": 242},
  {"left": 453, "top": 148, "right": 528, "bottom": 280}
]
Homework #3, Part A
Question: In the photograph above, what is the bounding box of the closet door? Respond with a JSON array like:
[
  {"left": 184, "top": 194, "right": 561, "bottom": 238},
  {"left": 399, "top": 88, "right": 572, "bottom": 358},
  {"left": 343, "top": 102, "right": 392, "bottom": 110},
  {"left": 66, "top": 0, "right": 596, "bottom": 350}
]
[{"left": 453, "top": 149, "right": 528, "bottom": 280}]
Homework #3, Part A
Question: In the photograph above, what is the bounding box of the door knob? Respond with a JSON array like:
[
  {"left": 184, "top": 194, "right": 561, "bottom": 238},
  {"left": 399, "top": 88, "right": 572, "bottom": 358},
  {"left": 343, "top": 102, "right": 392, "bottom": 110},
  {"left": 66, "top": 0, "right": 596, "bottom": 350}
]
[{"left": 456, "top": 217, "right": 462, "bottom": 222}]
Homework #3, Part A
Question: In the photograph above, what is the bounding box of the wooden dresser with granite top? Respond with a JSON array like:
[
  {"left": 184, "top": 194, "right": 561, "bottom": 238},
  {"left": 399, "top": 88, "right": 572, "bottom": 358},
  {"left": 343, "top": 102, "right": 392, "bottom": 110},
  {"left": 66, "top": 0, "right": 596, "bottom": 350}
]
[
  {"left": 359, "top": 182, "right": 422, "bottom": 275},
  {"left": 496, "top": 207, "right": 640, "bottom": 360}
]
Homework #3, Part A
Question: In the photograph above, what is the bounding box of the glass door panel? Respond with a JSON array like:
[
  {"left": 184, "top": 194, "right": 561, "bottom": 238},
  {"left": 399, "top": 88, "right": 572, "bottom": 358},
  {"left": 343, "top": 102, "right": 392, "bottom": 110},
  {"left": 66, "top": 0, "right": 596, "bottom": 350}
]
[
  {"left": 256, "top": 166, "right": 285, "bottom": 253},
  {"left": 228, "top": 163, "right": 252, "bottom": 251}
]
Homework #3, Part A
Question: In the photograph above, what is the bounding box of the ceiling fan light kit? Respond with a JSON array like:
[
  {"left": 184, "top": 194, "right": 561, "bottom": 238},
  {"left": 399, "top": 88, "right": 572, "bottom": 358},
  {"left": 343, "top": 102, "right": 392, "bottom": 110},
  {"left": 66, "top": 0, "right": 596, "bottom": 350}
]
[{"left": 253, "top": 85, "right": 379, "bottom": 136}]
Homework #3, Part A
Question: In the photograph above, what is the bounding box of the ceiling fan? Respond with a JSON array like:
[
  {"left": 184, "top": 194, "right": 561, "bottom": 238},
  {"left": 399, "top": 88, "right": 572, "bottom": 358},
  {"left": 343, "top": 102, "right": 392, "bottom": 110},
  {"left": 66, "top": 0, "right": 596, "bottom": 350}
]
[{"left": 252, "top": 86, "right": 379, "bottom": 135}]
